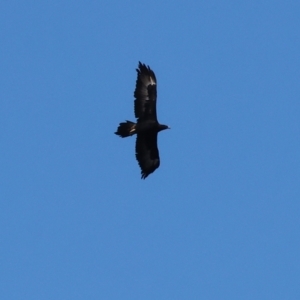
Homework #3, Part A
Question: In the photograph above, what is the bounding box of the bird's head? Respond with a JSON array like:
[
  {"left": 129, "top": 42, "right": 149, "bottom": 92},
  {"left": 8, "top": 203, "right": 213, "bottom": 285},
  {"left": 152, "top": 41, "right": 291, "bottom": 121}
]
[{"left": 159, "top": 124, "right": 170, "bottom": 132}]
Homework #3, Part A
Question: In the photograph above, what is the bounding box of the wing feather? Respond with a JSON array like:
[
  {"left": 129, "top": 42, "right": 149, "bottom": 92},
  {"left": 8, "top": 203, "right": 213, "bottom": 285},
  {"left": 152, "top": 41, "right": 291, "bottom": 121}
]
[
  {"left": 134, "top": 62, "right": 157, "bottom": 121},
  {"left": 135, "top": 132, "right": 160, "bottom": 179}
]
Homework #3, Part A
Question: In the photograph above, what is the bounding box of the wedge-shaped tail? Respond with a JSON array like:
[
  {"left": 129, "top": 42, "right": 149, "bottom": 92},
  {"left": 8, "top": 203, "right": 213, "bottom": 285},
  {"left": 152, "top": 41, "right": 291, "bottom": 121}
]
[{"left": 115, "top": 121, "right": 136, "bottom": 138}]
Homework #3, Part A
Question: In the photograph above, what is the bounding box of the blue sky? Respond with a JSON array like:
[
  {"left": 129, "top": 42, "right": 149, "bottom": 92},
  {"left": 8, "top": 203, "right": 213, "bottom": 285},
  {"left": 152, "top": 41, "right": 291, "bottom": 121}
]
[{"left": 1, "top": 1, "right": 299, "bottom": 299}]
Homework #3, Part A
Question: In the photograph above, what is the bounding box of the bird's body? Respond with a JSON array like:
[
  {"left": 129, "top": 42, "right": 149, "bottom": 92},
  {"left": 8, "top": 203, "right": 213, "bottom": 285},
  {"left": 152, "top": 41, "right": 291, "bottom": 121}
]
[{"left": 115, "top": 62, "right": 169, "bottom": 179}]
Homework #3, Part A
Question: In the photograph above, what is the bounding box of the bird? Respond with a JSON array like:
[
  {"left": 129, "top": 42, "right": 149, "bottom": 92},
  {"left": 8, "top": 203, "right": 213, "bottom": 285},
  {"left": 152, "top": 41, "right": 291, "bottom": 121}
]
[{"left": 114, "top": 62, "right": 170, "bottom": 179}]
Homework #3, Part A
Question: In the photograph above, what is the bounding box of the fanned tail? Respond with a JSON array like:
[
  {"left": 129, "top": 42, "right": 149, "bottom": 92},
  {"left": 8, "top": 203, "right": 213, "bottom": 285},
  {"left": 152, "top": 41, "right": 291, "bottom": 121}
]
[{"left": 114, "top": 121, "right": 136, "bottom": 138}]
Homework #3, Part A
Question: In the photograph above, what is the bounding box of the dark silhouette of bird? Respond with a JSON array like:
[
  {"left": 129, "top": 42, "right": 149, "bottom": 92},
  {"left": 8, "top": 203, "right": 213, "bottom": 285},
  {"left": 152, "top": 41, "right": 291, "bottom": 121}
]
[{"left": 115, "top": 62, "right": 170, "bottom": 179}]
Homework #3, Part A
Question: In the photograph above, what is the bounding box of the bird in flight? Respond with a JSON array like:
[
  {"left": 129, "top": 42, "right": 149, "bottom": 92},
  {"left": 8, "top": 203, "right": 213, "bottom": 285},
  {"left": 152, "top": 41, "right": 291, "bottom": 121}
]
[{"left": 115, "top": 62, "right": 170, "bottom": 179}]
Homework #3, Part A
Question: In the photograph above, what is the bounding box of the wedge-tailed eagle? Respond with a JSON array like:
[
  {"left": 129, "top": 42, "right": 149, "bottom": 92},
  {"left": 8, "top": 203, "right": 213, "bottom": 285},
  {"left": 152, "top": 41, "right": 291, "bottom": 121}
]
[{"left": 115, "top": 62, "right": 169, "bottom": 179}]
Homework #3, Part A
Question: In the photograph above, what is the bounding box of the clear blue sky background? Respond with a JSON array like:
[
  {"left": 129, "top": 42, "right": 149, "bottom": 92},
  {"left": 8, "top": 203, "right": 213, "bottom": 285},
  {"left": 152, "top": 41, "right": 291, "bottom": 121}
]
[{"left": 1, "top": 1, "right": 299, "bottom": 299}]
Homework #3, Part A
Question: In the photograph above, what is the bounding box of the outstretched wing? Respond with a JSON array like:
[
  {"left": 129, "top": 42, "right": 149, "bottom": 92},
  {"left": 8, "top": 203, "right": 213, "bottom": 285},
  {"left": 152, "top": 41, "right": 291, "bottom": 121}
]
[
  {"left": 134, "top": 62, "right": 157, "bottom": 121},
  {"left": 135, "top": 132, "right": 160, "bottom": 179}
]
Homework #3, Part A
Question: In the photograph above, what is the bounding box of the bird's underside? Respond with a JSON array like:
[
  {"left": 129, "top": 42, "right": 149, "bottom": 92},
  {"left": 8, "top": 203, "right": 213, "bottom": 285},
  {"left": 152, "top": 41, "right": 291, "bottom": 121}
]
[{"left": 114, "top": 62, "right": 169, "bottom": 179}]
